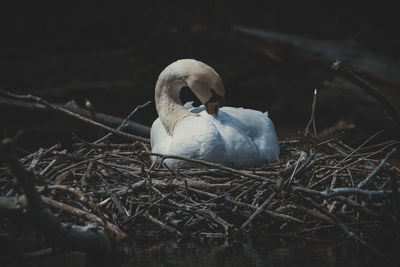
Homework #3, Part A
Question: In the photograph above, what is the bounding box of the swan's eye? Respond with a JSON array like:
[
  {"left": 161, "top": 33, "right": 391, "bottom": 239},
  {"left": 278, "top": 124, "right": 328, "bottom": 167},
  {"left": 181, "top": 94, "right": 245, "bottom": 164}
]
[{"left": 180, "top": 86, "right": 202, "bottom": 106}]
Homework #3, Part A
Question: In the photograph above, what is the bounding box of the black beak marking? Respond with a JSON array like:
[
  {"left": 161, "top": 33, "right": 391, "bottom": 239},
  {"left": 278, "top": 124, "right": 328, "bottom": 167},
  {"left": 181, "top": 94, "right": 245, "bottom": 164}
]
[{"left": 206, "top": 88, "right": 225, "bottom": 107}]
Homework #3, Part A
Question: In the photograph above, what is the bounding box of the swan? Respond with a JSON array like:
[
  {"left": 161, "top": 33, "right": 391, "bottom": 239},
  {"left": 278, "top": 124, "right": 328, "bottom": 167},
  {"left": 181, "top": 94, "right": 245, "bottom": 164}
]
[{"left": 150, "top": 59, "right": 280, "bottom": 168}]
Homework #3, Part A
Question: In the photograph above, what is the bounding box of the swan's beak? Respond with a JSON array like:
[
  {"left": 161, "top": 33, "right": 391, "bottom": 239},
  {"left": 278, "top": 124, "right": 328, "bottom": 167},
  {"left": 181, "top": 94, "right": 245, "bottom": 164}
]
[{"left": 205, "top": 101, "right": 220, "bottom": 116}]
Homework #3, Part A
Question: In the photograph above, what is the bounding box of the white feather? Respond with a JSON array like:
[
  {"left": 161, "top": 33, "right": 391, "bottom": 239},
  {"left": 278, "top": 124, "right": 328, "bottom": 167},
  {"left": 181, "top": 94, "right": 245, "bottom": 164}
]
[{"left": 151, "top": 105, "right": 280, "bottom": 168}]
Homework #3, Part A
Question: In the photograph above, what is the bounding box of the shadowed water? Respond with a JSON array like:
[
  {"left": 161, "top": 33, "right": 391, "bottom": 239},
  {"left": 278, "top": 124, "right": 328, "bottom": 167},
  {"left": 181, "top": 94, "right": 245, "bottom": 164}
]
[
  {"left": 2, "top": 233, "right": 399, "bottom": 266},
  {"left": 121, "top": 238, "right": 399, "bottom": 267}
]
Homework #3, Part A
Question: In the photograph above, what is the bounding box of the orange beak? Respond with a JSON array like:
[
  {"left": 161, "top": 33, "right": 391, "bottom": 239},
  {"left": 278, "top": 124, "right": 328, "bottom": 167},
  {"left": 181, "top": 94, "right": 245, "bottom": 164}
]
[{"left": 205, "top": 101, "right": 220, "bottom": 116}]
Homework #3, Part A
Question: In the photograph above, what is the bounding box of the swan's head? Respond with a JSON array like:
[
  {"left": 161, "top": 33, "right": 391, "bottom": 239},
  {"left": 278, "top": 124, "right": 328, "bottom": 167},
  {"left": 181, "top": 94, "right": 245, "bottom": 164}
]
[{"left": 156, "top": 59, "right": 225, "bottom": 115}]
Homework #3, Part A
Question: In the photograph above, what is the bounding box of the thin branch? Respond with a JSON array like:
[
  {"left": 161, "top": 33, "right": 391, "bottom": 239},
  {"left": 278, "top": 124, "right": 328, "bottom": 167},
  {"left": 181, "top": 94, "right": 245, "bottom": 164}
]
[
  {"left": 319, "top": 187, "right": 397, "bottom": 198},
  {"left": 86, "top": 100, "right": 151, "bottom": 146},
  {"left": 357, "top": 147, "right": 397, "bottom": 188},
  {"left": 0, "top": 96, "right": 151, "bottom": 137},
  {"left": 304, "top": 89, "right": 318, "bottom": 136},
  {"left": 143, "top": 211, "right": 183, "bottom": 238},
  {"left": 237, "top": 191, "right": 276, "bottom": 232}
]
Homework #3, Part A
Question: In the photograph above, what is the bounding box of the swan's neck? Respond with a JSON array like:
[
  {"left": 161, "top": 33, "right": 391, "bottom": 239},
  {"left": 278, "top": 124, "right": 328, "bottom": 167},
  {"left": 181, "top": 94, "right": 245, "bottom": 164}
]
[{"left": 155, "top": 79, "right": 192, "bottom": 135}]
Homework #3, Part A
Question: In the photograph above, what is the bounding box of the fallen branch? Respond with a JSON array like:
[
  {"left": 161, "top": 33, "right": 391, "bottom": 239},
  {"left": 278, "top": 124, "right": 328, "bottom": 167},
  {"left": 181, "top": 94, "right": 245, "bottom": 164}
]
[
  {"left": 42, "top": 196, "right": 126, "bottom": 239},
  {"left": 357, "top": 147, "right": 397, "bottom": 188},
  {"left": 0, "top": 96, "right": 151, "bottom": 137},
  {"left": 143, "top": 211, "right": 183, "bottom": 238},
  {"left": 319, "top": 187, "right": 397, "bottom": 198},
  {"left": 234, "top": 26, "right": 400, "bottom": 86},
  {"left": 331, "top": 60, "right": 400, "bottom": 127}
]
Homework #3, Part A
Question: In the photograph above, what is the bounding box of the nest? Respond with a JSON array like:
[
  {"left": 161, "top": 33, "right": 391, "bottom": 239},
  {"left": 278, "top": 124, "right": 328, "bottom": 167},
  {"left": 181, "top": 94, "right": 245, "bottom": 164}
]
[{"left": 1, "top": 133, "right": 399, "bottom": 246}]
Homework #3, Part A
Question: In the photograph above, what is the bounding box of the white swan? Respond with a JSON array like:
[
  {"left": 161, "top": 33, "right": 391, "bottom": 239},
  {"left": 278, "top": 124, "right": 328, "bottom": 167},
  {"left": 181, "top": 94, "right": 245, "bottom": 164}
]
[{"left": 150, "top": 59, "right": 280, "bottom": 168}]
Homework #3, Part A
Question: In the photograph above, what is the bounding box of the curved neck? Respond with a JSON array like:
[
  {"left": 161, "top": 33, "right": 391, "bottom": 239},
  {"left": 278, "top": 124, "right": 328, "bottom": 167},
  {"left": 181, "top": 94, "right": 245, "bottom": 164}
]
[{"left": 155, "top": 78, "right": 192, "bottom": 135}]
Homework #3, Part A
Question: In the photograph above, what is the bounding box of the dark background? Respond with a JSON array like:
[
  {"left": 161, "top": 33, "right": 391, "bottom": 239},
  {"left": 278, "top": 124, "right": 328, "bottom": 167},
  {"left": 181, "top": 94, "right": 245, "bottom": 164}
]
[{"left": 0, "top": 0, "right": 399, "bottom": 151}]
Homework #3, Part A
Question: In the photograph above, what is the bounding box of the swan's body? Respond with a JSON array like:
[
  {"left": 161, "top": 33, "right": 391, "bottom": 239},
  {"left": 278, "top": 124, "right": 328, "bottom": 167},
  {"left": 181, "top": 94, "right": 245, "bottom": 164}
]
[{"left": 150, "top": 59, "right": 279, "bottom": 168}]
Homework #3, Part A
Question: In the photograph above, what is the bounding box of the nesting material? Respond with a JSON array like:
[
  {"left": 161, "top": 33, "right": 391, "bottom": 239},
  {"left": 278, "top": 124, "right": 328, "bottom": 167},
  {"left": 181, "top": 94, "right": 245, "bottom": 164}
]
[{"left": 1, "top": 134, "right": 399, "bottom": 245}]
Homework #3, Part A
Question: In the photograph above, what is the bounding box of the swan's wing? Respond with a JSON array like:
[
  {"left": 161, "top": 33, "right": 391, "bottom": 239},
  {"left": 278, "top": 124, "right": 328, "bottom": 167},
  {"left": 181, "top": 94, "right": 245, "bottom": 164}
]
[
  {"left": 169, "top": 115, "right": 226, "bottom": 164},
  {"left": 218, "top": 107, "right": 280, "bottom": 162},
  {"left": 151, "top": 116, "right": 226, "bottom": 167},
  {"left": 151, "top": 107, "right": 279, "bottom": 168}
]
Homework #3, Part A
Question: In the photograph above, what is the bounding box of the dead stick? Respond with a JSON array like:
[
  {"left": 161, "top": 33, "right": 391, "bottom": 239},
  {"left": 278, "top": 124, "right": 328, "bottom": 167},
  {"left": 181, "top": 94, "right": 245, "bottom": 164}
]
[
  {"left": 237, "top": 192, "right": 276, "bottom": 232},
  {"left": 104, "top": 185, "right": 129, "bottom": 221},
  {"left": 197, "top": 209, "right": 234, "bottom": 234},
  {"left": 287, "top": 203, "right": 335, "bottom": 224},
  {"left": 92, "top": 101, "right": 151, "bottom": 144},
  {"left": 357, "top": 147, "right": 397, "bottom": 188},
  {"left": 292, "top": 186, "right": 379, "bottom": 217},
  {"left": 185, "top": 186, "right": 302, "bottom": 223},
  {"left": 37, "top": 184, "right": 107, "bottom": 220},
  {"left": 319, "top": 187, "right": 397, "bottom": 198},
  {"left": 77, "top": 101, "right": 151, "bottom": 155},
  {"left": 333, "top": 196, "right": 379, "bottom": 217},
  {"left": 120, "top": 195, "right": 166, "bottom": 225},
  {"left": 73, "top": 142, "right": 139, "bottom": 149},
  {"left": 42, "top": 196, "right": 126, "bottom": 239},
  {"left": 143, "top": 211, "right": 183, "bottom": 237},
  {"left": 304, "top": 89, "right": 318, "bottom": 136}
]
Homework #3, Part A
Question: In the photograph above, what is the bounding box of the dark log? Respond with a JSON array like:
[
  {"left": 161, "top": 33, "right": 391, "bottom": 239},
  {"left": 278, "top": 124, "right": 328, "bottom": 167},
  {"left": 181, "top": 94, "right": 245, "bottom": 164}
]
[
  {"left": 0, "top": 89, "right": 149, "bottom": 142},
  {"left": 0, "top": 95, "right": 151, "bottom": 137},
  {"left": 331, "top": 61, "right": 400, "bottom": 127},
  {"left": 235, "top": 26, "right": 400, "bottom": 86}
]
